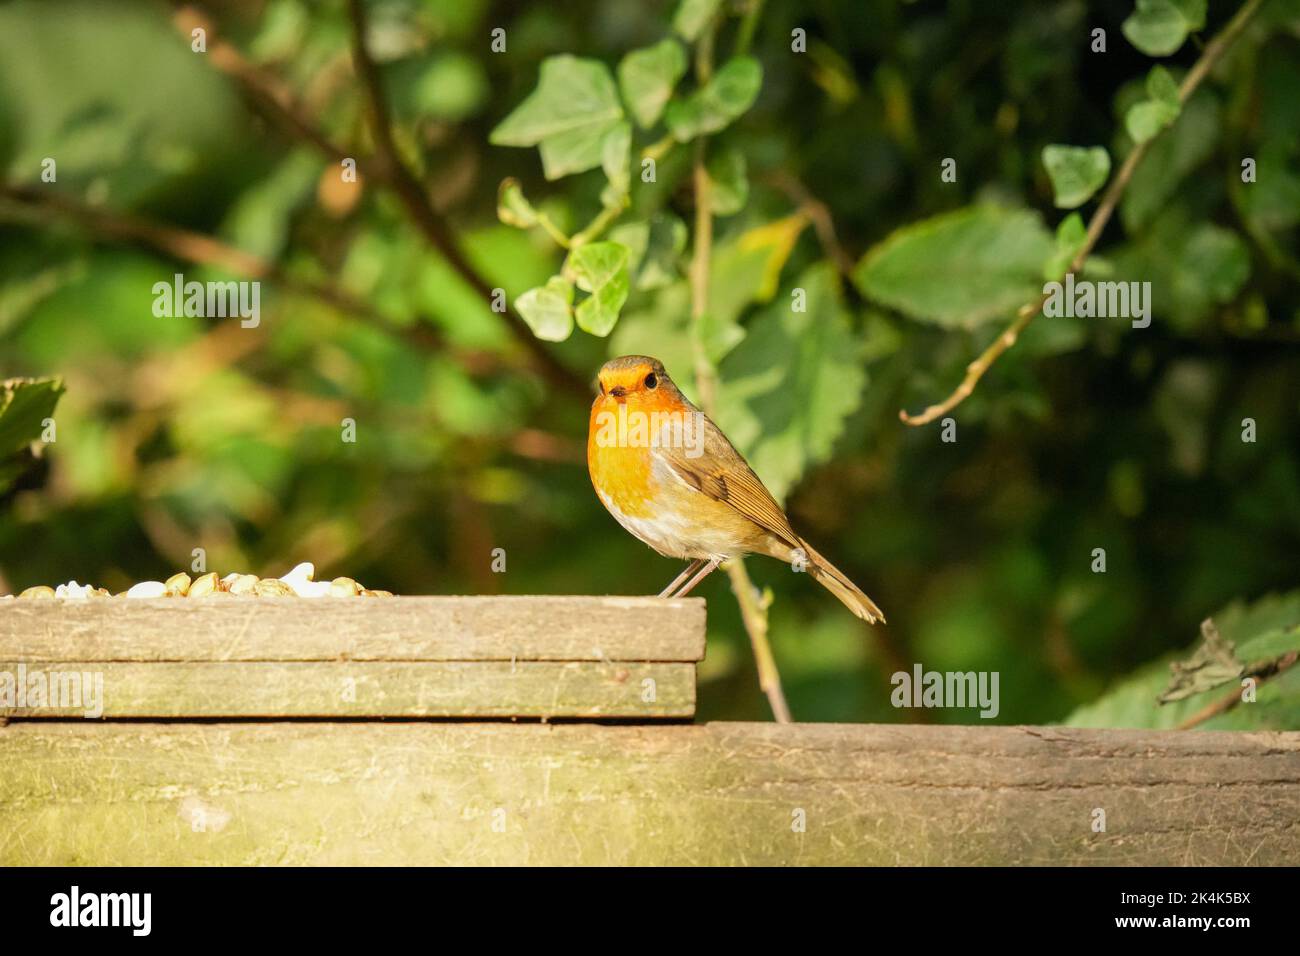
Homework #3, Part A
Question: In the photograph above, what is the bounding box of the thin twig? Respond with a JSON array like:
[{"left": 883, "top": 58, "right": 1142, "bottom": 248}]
[
  {"left": 899, "top": 0, "right": 1266, "bottom": 427},
  {"left": 1178, "top": 650, "right": 1298, "bottom": 729},
  {"left": 0, "top": 183, "right": 500, "bottom": 367},
  {"left": 172, "top": 2, "right": 588, "bottom": 399},
  {"left": 727, "top": 558, "right": 792, "bottom": 723},
  {"left": 343, "top": 0, "right": 588, "bottom": 400},
  {"left": 686, "top": 16, "right": 792, "bottom": 724},
  {"left": 762, "top": 170, "right": 853, "bottom": 275},
  {"left": 0, "top": 184, "right": 365, "bottom": 317}
]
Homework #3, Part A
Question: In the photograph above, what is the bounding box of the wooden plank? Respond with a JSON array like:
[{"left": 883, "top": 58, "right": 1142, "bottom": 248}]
[
  {"left": 1, "top": 722, "right": 1295, "bottom": 865},
  {"left": 0, "top": 595, "right": 705, "bottom": 662},
  {"left": 0, "top": 661, "right": 693, "bottom": 719}
]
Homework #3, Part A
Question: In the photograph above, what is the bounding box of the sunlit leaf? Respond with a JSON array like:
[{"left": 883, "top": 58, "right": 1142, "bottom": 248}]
[
  {"left": 715, "top": 264, "right": 866, "bottom": 501},
  {"left": 515, "top": 276, "right": 574, "bottom": 341},
  {"left": 489, "top": 55, "right": 624, "bottom": 179},
  {"left": 617, "top": 38, "right": 687, "bottom": 128},
  {"left": 665, "top": 57, "right": 762, "bottom": 142},
  {"left": 567, "top": 242, "right": 630, "bottom": 336}
]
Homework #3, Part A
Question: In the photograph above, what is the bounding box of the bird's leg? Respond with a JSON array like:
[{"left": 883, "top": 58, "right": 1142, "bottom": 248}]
[
  {"left": 659, "top": 559, "right": 704, "bottom": 598},
  {"left": 670, "top": 556, "right": 722, "bottom": 598}
]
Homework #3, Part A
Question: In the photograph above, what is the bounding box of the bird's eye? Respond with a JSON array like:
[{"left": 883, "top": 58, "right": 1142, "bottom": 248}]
[{"left": 644, "top": 373, "right": 658, "bottom": 390}]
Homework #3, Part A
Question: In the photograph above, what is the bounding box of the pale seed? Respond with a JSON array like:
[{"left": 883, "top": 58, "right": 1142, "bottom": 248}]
[
  {"left": 188, "top": 572, "right": 220, "bottom": 598},
  {"left": 228, "top": 574, "right": 259, "bottom": 595},
  {"left": 253, "top": 579, "right": 295, "bottom": 597},
  {"left": 329, "top": 577, "right": 360, "bottom": 597},
  {"left": 164, "top": 572, "right": 192, "bottom": 596},
  {"left": 18, "top": 585, "right": 55, "bottom": 599}
]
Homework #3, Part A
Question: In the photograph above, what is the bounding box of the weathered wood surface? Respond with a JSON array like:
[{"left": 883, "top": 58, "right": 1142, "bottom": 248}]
[
  {"left": 0, "top": 596, "right": 705, "bottom": 662},
  {"left": 0, "top": 661, "right": 692, "bottom": 718},
  {"left": 2, "top": 722, "right": 1296, "bottom": 865}
]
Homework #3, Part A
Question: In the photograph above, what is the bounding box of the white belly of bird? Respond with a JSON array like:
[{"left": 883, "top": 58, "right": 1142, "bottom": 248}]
[{"left": 595, "top": 456, "right": 739, "bottom": 561}]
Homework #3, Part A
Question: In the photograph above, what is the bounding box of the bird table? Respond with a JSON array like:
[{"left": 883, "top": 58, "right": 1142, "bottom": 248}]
[{"left": 1, "top": 596, "right": 1298, "bottom": 865}]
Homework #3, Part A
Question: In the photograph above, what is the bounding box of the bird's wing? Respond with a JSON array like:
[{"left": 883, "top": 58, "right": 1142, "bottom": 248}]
[{"left": 656, "top": 412, "right": 801, "bottom": 547}]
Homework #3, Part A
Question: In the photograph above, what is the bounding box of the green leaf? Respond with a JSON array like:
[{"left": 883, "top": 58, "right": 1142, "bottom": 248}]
[
  {"left": 707, "top": 148, "right": 749, "bottom": 215},
  {"left": 711, "top": 215, "right": 808, "bottom": 325},
  {"left": 497, "top": 178, "right": 539, "bottom": 228},
  {"left": 1043, "top": 212, "right": 1088, "bottom": 280},
  {"left": 617, "top": 39, "right": 687, "bottom": 129},
  {"left": 672, "top": 0, "right": 723, "bottom": 42},
  {"left": 0, "top": 376, "right": 64, "bottom": 494},
  {"left": 852, "top": 205, "right": 1054, "bottom": 329},
  {"left": 1065, "top": 591, "right": 1300, "bottom": 730},
  {"left": 515, "top": 276, "right": 574, "bottom": 342},
  {"left": 1122, "top": 0, "right": 1206, "bottom": 57},
  {"left": 665, "top": 57, "right": 762, "bottom": 142},
  {"left": 715, "top": 264, "right": 866, "bottom": 502},
  {"left": 610, "top": 214, "right": 687, "bottom": 290},
  {"left": 1124, "top": 67, "right": 1182, "bottom": 144},
  {"left": 567, "top": 242, "right": 631, "bottom": 336},
  {"left": 600, "top": 122, "right": 632, "bottom": 196},
  {"left": 1042, "top": 145, "right": 1111, "bottom": 208},
  {"left": 489, "top": 56, "right": 624, "bottom": 180},
  {"left": 1120, "top": 92, "right": 1219, "bottom": 231}
]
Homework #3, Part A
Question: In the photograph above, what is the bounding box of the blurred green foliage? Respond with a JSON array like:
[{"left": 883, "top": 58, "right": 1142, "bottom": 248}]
[{"left": 1, "top": 0, "right": 1298, "bottom": 727}]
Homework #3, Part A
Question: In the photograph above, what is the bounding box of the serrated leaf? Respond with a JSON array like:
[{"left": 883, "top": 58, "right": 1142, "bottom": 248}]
[
  {"left": 617, "top": 39, "right": 687, "bottom": 128},
  {"left": 496, "top": 178, "right": 538, "bottom": 228},
  {"left": 707, "top": 148, "right": 748, "bottom": 215},
  {"left": 711, "top": 215, "right": 808, "bottom": 323},
  {"left": 715, "top": 264, "right": 866, "bottom": 501},
  {"left": 515, "top": 276, "right": 574, "bottom": 342},
  {"left": 489, "top": 56, "right": 624, "bottom": 180},
  {"left": 1122, "top": 0, "right": 1205, "bottom": 57},
  {"left": 672, "top": 0, "right": 722, "bottom": 42},
  {"left": 567, "top": 242, "right": 630, "bottom": 336},
  {"left": 853, "top": 205, "right": 1054, "bottom": 329},
  {"left": 1065, "top": 591, "right": 1300, "bottom": 730},
  {"left": 1042, "top": 145, "right": 1111, "bottom": 208},
  {"left": 665, "top": 57, "right": 762, "bottom": 142}
]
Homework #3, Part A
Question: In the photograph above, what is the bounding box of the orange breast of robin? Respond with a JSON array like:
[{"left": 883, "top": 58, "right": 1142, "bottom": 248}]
[{"left": 587, "top": 395, "right": 672, "bottom": 518}]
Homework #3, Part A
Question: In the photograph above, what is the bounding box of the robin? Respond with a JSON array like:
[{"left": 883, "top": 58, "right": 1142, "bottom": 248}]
[{"left": 587, "top": 355, "right": 885, "bottom": 623}]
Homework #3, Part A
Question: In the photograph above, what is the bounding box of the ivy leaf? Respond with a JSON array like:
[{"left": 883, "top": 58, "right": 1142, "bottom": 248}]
[
  {"left": 707, "top": 148, "right": 749, "bottom": 215},
  {"left": 567, "top": 242, "right": 630, "bottom": 336},
  {"left": 1042, "top": 145, "right": 1111, "bottom": 208},
  {"left": 715, "top": 264, "right": 866, "bottom": 502},
  {"left": 1121, "top": 92, "right": 1219, "bottom": 231},
  {"left": 489, "top": 56, "right": 624, "bottom": 180},
  {"left": 610, "top": 215, "right": 687, "bottom": 291},
  {"left": 852, "top": 205, "right": 1054, "bottom": 329},
  {"left": 496, "top": 178, "right": 538, "bottom": 228},
  {"left": 672, "top": 0, "right": 723, "bottom": 42},
  {"left": 665, "top": 57, "right": 762, "bottom": 142},
  {"left": 515, "top": 276, "right": 574, "bottom": 342},
  {"left": 1122, "top": 0, "right": 1206, "bottom": 57},
  {"left": 1125, "top": 66, "right": 1182, "bottom": 144},
  {"left": 600, "top": 121, "right": 632, "bottom": 196},
  {"left": 1043, "top": 212, "right": 1088, "bottom": 280},
  {"left": 617, "top": 39, "right": 687, "bottom": 129}
]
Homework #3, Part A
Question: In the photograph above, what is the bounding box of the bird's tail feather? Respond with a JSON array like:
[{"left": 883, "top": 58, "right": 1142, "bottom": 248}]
[{"left": 798, "top": 538, "right": 886, "bottom": 624}]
